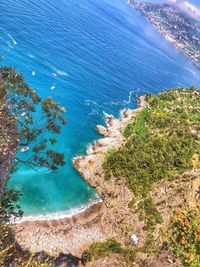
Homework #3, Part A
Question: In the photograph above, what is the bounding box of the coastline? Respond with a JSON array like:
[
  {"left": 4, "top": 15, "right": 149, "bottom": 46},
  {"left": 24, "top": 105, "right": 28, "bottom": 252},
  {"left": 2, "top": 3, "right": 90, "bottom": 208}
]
[
  {"left": 14, "top": 197, "right": 101, "bottom": 223},
  {"left": 14, "top": 201, "right": 106, "bottom": 256},
  {"left": 14, "top": 96, "right": 146, "bottom": 255},
  {"left": 72, "top": 96, "right": 147, "bottom": 246},
  {"left": 129, "top": 0, "right": 200, "bottom": 70}
]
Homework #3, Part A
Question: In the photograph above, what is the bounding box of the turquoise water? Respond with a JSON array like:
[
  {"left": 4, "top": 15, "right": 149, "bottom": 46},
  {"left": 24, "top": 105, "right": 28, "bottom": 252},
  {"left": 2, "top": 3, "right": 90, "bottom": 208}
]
[{"left": 0, "top": 0, "right": 200, "bottom": 218}]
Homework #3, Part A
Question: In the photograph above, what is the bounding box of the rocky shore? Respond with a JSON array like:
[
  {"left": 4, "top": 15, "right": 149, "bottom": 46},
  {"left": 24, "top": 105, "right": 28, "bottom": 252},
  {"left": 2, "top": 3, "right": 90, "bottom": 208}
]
[
  {"left": 13, "top": 91, "right": 200, "bottom": 266},
  {"left": 73, "top": 90, "right": 200, "bottom": 266},
  {"left": 73, "top": 96, "right": 147, "bottom": 246},
  {"left": 14, "top": 202, "right": 106, "bottom": 256},
  {"left": 14, "top": 96, "right": 146, "bottom": 256}
]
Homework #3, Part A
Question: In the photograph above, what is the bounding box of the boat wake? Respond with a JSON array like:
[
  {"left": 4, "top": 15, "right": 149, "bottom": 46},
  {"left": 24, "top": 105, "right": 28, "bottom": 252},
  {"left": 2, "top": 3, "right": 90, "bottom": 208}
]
[
  {"left": 46, "top": 62, "right": 69, "bottom": 77},
  {"left": 184, "top": 66, "right": 197, "bottom": 75},
  {"left": 8, "top": 34, "right": 17, "bottom": 45}
]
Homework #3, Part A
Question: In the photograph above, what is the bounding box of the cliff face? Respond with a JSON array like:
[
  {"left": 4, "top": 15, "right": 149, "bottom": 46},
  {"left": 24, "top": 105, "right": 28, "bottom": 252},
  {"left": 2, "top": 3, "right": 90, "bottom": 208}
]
[
  {"left": 73, "top": 97, "right": 147, "bottom": 246},
  {"left": 0, "top": 96, "right": 18, "bottom": 199},
  {"left": 73, "top": 94, "right": 199, "bottom": 244},
  {"left": 73, "top": 89, "right": 200, "bottom": 266}
]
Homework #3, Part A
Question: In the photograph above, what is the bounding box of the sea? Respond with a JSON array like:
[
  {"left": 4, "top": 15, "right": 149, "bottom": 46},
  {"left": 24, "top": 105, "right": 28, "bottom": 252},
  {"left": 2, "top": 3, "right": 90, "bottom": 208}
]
[{"left": 0, "top": 0, "right": 200, "bottom": 220}]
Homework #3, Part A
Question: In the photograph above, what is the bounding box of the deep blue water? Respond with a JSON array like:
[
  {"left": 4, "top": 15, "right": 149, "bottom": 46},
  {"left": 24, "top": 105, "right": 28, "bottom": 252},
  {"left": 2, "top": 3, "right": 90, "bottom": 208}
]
[{"left": 0, "top": 0, "right": 200, "bottom": 218}]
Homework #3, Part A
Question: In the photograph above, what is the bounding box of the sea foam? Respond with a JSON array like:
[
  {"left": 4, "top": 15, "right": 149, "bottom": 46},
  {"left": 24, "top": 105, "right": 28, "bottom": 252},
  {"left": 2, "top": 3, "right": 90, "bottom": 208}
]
[{"left": 14, "top": 198, "right": 101, "bottom": 223}]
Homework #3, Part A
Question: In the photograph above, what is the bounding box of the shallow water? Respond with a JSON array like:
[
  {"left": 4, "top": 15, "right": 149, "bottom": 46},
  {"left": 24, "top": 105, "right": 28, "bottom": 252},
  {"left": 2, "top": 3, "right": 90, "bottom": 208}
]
[{"left": 0, "top": 0, "right": 200, "bottom": 218}]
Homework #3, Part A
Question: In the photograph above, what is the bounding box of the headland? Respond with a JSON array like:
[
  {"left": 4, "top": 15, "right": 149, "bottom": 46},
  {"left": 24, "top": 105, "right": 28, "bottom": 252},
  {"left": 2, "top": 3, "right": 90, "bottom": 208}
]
[
  {"left": 14, "top": 96, "right": 146, "bottom": 256},
  {"left": 13, "top": 88, "right": 200, "bottom": 266}
]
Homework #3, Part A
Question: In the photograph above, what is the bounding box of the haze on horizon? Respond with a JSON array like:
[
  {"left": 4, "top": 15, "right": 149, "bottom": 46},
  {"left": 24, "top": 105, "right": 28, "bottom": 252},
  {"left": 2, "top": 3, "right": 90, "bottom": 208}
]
[
  {"left": 146, "top": 0, "right": 200, "bottom": 21},
  {"left": 169, "top": 0, "right": 200, "bottom": 21}
]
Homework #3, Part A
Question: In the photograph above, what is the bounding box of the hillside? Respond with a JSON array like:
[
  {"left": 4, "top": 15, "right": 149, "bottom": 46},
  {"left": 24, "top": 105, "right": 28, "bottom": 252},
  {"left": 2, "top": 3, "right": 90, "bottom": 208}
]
[
  {"left": 0, "top": 87, "right": 199, "bottom": 266},
  {"left": 75, "top": 88, "right": 200, "bottom": 266}
]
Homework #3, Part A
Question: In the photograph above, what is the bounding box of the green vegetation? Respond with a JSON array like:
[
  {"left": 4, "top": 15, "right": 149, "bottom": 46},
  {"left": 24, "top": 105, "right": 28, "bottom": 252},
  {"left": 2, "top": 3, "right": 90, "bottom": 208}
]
[
  {"left": 104, "top": 88, "right": 200, "bottom": 231},
  {"left": 87, "top": 239, "right": 124, "bottom": 259},
  {"left": 124, "top": 108, "right": 149, "bottom": 140},
  {"left": 1, "top": 83, "right": 200, "bottom": 266},
  {"left": 140, "top": 233, "right": 158, "bottom": 254},
  {"left": 82, "top": 239, "right": 136, "bottom": 265},
  {"left": 0, "top": 67, "right": 68, "bottom": 266},
  {"left": 136, "top": 198, "right": 163, "bottom": 231},
  {"left": 0, "top": 67, "right": 67, "bottom": 173},
  {"left": 105, "top": 88, "right": 200, "bottom": 196},
  {"left": 0, "top": 188, "right": 23, "bottom": 224},
  {"left": 168, "top": 207, "right": 200, "bottom": 267},
  {"left": 100, "top": 88, "right": 200, "bottom": 265}
]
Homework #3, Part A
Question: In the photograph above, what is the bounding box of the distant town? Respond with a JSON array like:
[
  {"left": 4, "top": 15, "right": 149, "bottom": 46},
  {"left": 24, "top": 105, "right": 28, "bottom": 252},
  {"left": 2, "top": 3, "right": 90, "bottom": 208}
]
[{"left": 130, "top": 0, "right": 200, "bottom": 69}]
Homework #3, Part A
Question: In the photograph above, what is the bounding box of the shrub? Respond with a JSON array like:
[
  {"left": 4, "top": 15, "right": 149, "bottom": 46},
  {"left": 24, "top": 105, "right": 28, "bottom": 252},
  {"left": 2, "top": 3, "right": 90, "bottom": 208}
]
[
  {"left": 83, "top": 239, "right": 137, "bottom": 264},
  {"left": 168, "top": 207, "right": 200, "bottom": 267},
  {"left": 104, "top": 88, "right": 200, "bottom": 230},
  {"left": 88, "top": 239, "right": 124, "bottom": 259}
]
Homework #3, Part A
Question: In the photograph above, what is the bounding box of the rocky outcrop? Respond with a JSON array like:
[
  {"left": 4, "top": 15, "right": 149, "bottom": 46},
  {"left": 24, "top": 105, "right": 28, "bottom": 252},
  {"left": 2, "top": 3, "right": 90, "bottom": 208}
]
[
  {"left": 73, "top": 97, "right": 147, "bottom": 246},
  {"left": 96, "top": 125, "right": 108, "bottom": 137},
  {"left": 73, "top": 93, "right": 200, "bottom": 266}
]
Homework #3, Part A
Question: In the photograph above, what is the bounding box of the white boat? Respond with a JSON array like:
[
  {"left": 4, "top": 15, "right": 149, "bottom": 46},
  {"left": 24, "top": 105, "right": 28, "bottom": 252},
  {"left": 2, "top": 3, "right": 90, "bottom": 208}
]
[{"left": 20, "top": 147, "right": 29, "bottom": 152}]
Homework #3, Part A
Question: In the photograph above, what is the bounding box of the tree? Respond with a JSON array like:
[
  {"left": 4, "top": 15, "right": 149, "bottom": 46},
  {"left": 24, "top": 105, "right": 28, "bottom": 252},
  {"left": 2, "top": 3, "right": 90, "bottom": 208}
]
[
  {"left": 0, "top": 188, "right": 23, "bottom": 224},
  {"left": 0, "top": 67, "right": 67, "bottom": 265},
  {"left": 0, "top": 67, "right": 67, "bottom": 172}
]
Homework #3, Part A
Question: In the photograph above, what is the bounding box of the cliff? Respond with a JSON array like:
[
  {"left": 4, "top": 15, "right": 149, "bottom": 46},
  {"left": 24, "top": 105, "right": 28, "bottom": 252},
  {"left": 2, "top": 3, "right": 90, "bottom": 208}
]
[
  {"left": 73, "top": 96, "right": 147, "bottom": 245},
  {"left": 1, "top": 87, "right": 199, "bottom": 267},
  {"left": 74, "top": 88, "right": 200, "bottom": 266}
]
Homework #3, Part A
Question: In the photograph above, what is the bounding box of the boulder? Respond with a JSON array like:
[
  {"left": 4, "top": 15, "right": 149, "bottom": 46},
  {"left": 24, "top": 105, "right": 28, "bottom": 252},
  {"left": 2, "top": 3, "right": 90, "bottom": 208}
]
[{"left": 96, "top": 125, "right": 108, "bottom": 136}]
